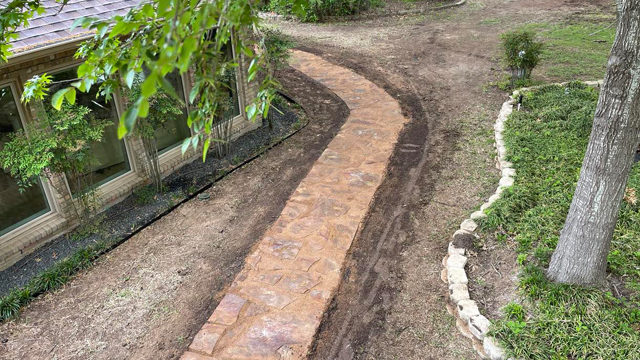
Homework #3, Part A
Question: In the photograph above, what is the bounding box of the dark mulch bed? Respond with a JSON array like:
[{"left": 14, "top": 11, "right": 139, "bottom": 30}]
[{"left": 0, "top": 102, "right": 300, "bottom": 297}]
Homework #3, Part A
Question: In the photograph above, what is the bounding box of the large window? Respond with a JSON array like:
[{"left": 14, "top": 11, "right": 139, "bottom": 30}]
[
  {"left": 0, "top": 85, "right": 50, "bottom": 235},
  {"left": 154, "top": 71, "right": 191, "bottom": 152},
  {"left": 220, "top": 45, "right": 241, "bottom": 120},
  {"left": 47, "top": 68, "right": 130, "bottom": 194}
]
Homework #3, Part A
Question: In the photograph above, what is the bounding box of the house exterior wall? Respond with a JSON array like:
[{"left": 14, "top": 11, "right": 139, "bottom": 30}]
[{"left": 0, "top": 44, "right": 261, "bottom": 271}]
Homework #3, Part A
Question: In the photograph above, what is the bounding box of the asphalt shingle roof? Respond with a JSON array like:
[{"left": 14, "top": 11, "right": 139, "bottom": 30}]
[{"left": 7, "top": 0, "right": 141, "bottom": 55}]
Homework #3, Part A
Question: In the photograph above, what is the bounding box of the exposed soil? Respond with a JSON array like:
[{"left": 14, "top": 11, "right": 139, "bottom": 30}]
[
  {"left": 0, "top": 0, "right": 617, "bottom": 359},
  {"left": 0, "top": 102, "right": 299, "bottom": 298},
  {"left": 270, "top": 0, "right": 615, "bottom": 359},
  {"left": 0, "top": 67, "right": 349, "bottom": 360}
]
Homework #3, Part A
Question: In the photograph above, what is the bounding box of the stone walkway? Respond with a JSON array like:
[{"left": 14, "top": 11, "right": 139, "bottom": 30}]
[{"left": 181, "top": 50, "right": 408, "bottom": 360}]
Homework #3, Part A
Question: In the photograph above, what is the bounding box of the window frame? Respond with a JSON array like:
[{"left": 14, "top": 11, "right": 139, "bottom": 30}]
[
  {"left": 34, "top": 62, "right": 137, "bottom": 196},
  {"left": 155, "top": 70, "right": 194, "bottom": 156},
  {"left": 0, "top": 79, "right": 59, "bottom": 236}
]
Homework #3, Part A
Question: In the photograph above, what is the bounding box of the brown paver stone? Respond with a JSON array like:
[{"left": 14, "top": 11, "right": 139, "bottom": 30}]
[
  {"left": 188, "top": 323, "right": 227, "bottom": 355},
  {"left": 181, "top": 50, "right": 407, "bottom": 359},
  {"left": 208, "top": 294, "right": 248, "bottom": 325}
]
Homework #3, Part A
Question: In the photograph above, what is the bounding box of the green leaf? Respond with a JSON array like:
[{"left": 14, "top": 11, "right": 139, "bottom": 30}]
[
  {"left": 138, "top": 98, "right": 149, "bottom": 118},
  {"left": 189, "top": 81, "right": 201, "bottom": 104},
  {"left": 181, "top": 137, "right": 191, "bottom": 154},
  {"left": 51, "top": 88, "right": 69, "bottom": 110},
  {"left": 125, "top": 69, "right": 135, "bottom": 88},
  {"left": 123, "top": 98, "right": 141, "bottom": 133},
  {"left": 202, "top": 137, "right": 210, "bottom": 162},
  {"left": 141, "top": 74, "right": 157, "bottom": 97},
  {"left": 117, "top": 121, "right": 128, "bottom": 139},
  {"left": 246, "top": 103, "right": 257, "bottom": 121},
  {"left": 159, "top": 76, "right": 184, "bottom": 105},
  {"left": 64, "top": 88, "right": 76, "bottom": 104}
]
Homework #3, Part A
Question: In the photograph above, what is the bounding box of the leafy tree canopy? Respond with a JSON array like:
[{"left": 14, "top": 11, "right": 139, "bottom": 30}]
[{"left": 0, "top": 0, "right": 306, "bottom": 159}]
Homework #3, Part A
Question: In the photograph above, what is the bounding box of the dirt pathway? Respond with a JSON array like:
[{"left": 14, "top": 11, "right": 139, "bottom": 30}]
[
  {"left": 0, "top": 68, "right": 349, "bottom": 360},
  {"left": 271, "top": 0, "right": 612, "bottom": 359}
]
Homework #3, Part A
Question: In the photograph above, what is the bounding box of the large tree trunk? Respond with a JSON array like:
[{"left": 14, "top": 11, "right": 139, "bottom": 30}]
[{"left": 547, "top": 0, "right": 640, "bottom": 285}]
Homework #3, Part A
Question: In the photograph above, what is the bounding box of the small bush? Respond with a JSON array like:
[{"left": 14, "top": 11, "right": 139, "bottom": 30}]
[
  {"left": 501, "top": 30, "right": 543, "bottom": 84},
  {"left": 265, "top": 0, "right": 380, "bottom": 21},
  {"left": 262, "top": 28, "right": 294, "bottom": 71}
]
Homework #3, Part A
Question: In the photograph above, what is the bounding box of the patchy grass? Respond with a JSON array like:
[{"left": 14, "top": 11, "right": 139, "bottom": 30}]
[
  {"left": 480, "top": 83, "right": 640, "bottom": 359},
  {"left": 521, "top": 20, "right": 616, "bottom": 82},
  {"left": 0, "top": 240, "right": 111, "bottom": 321}
]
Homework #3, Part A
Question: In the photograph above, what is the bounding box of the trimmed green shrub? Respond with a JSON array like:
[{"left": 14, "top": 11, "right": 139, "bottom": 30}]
[
  {"left": 501, "top": 30, "right": 543, "bottom": 84},
  {"left": 265, "top": 0, "right": 380, "bottom": 21}
]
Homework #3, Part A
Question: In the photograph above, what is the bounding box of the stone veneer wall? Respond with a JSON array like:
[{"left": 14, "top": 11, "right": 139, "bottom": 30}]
[{"left": 0, "top": 45, "right": 261, "bottom": 271}]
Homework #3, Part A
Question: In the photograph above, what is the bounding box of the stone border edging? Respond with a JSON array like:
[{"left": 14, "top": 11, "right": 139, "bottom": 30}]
[
  {"left": 440, "top": 95, "right": 514, "bottom": 360},
  {"left": 441, "top": 79, "right": 604, "bottom": 360},
  {"left": 259, "top": 0, "right": 466, "bottom": 22}
]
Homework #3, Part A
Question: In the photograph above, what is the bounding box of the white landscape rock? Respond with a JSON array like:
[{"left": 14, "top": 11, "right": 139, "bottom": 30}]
[
  {"left": 499, "top": 160, "right": 513, "bottom": 169},
  {"left": 501, "top": 167, "right": 516, "bottom": 177},
  {"left": 469, "top": 314, "right": 491, "bottom": 340},
  {"left": 448, "top": 242, "right": 466, "bottom": 256},
  {"left": 484, "top": 337, "right": 506, "bottom": 360},
  {"left": 444, "top": 94, "right": 523, "bottom": 360},
  {"left": 456, "top": 300, "right": 480, "bottom": 322},
  {"left": 447, "top": 253, "right": 468, "bottom": 269},
  {"left": 460, "top": 219, "right": 478, "bottom": 233},
  {"left": 499, "top": 176, "right": 514, "bottom": 188},
  {"left": 449, "top": 283, "right": 470, "bottom": 304},
  {"left": 470, "top": 210, "right": 487, "bottom": 220},
  {"left": 447, "top": 267, "right": 468, "bottom": 285}
]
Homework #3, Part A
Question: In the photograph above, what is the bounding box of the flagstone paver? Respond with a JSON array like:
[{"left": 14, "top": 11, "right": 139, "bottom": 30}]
[{"left": 181, "top": 50, "right": 408, "bottom": 360}]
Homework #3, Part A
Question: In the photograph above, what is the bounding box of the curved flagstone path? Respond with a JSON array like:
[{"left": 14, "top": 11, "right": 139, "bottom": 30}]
[{"left": 181, "top": 50, "right": 408, "bottom": 360}]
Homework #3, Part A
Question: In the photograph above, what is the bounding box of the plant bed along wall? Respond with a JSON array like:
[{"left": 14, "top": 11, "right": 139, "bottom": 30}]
[{"left": 0, "top": 96, "right": 304, "bottom": 321}]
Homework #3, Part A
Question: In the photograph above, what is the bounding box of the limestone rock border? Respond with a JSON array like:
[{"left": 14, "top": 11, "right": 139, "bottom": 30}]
[
  {"left": 440, "top": 95, "right": 514, "bottom": 360},
  {"left": 442, "top": 80, "right": 604, "bottom": 360}
]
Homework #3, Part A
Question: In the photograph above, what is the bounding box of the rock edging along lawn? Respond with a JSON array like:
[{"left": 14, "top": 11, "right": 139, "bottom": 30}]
[
  {"left": 441, "top": 80, "right": 604, "bottom": 360},
  {"left": 440, "top": 95, "right": 514, "bottom": 360}
]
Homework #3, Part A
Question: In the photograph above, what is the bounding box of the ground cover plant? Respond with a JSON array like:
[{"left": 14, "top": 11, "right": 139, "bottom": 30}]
[{"left": 480, "top": 83, "right": 640, "bottom": 359}]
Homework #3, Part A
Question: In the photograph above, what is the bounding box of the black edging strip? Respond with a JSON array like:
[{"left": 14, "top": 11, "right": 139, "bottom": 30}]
[
  {"left": 0, "top": 91, "right": 309, "bottom": 320},
  {"left": 95, "top": 90, "right": 309, "bottom": 260}
]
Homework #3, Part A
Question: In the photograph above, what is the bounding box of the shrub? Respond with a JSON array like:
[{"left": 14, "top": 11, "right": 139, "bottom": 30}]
[
  {"left": 501, "top": 30, "right": 543, "bottom": 84},
  {"left": 0, "top": 102, "right": 108, "bottom": 222},
  {"left": 266, "top": 0, "right": 379, "bottom": 21}
]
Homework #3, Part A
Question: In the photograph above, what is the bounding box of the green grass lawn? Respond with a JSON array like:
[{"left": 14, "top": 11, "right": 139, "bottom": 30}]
[
  {"left": 480, "top": 83, "right": 640, "bottom": 359},
  {"left": 520, "top": 20, "right": 616, "bottom": 83}
]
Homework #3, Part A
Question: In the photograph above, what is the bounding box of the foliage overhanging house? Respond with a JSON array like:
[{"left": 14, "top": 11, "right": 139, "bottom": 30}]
[{"left": 0, "top": 0, "right": 261, "bottom": 270}]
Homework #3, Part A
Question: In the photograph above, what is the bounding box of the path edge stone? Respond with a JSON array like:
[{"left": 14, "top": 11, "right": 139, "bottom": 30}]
[{"left": 442, "top": 80, "right": 603, "bottom": 360}]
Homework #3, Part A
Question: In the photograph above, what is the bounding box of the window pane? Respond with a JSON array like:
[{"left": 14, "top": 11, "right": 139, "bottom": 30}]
[
  {"left": 0, "top": 85, "right": 50, "bottom": 234},
  {"left": 154, "top": 71, "right": 190, "bottom": 152},
  {"left": 47, "top": 68, "right": 130, "bottom": 194},
  {"left": 222, "top": 45, "right": 240, "bottom": 120}
]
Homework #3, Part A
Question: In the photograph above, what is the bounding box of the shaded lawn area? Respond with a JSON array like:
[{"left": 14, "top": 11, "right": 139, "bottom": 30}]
[
  {"left": 520, "top": 18, "right": 616, "bottom": 83},
  {"left": 480, "top": 83, "right": 640, "bottom": 359}
]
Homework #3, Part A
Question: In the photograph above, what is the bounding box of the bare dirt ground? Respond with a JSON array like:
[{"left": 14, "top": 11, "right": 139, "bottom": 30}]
[
  {"left": 0, "top": 69, "right": 349, "bottom": 360},
  {"left": 270, "top": 0, "right": 614, "bottom": 359},
  {"left": 0, "top": 1, "right": 615, "bottom": 359}
]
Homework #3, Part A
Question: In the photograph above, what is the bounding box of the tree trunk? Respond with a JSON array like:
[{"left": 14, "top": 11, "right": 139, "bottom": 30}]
[{"left": 547, "top": 0, "right": 640, "bottom": 285}]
